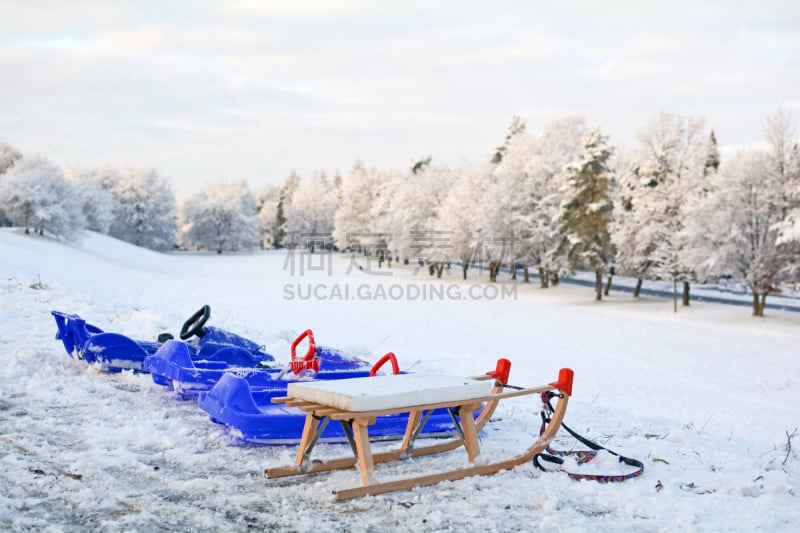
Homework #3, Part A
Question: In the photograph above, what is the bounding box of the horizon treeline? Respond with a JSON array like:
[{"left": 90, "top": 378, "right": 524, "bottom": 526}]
[{"left": 1, "top": 108, "right": 798, "bottom": 315}]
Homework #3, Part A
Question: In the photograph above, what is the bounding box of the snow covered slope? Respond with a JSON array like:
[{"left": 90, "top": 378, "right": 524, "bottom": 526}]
[{"left": 1, "top": 228, "right": 798, "bottom": 531}]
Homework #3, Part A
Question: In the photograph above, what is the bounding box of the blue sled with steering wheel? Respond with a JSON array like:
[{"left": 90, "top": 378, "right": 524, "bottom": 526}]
[{"left": 51, "top": 305, "right": 274, "bottom": 372}]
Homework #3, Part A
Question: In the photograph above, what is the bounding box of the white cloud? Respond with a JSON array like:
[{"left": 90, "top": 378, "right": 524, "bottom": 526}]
[{"left": 0, "top": 0, "right": 798, "bottom": 197}]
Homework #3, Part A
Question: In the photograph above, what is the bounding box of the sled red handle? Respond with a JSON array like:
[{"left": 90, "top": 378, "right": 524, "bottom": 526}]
[
  {"left": 291, "top": 329, "right": 316, "bottom": 362},
  {"left": 370, "top": 352, "right": 400, "bottom": 377},
  {"left": 549, "top": 367, "right": 574, "bottom": 397},
  {"left": 486, "top": 358, "right": 511, "bottom": 385}
]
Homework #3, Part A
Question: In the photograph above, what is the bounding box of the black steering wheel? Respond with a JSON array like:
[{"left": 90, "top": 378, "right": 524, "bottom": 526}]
[{"left": 180, "top": 305, "right": 210, "bottom": 340}]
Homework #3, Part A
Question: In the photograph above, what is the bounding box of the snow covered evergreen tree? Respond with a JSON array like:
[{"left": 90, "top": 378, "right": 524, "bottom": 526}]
[
  {"left": 552, "top": 128, "right": 615, "bottom": 300},
  {"left": 482, "top": 115, "right": 562, "bottom": 283},
  {"left": 256, "top": 184, "right": 282, "bottom": 249},
  {"left": 411, "top": 156, "right": 432, "bottom": 176},
  {"left": 490, "top": 115, "right": 526, "bottom": 164},
  {"left": 108, "top": 169, "right": 176, "bottom": 251},
  {"left": 332, "top": 171, "right": 343, "bottom": 194},
  {"left": 273, "top": 171, "right": 301, "bottom": 248},
  {"left": 489, "top": 116, "right": 587, "bottom": 285},
  {"left": 0, "top": 155, "right": 85, "bottom": 241},
  {"left": 180, "top": 179, "right": 260, "bottom": 253},
  {"left": 704, "top": 131, "right": 720, "bottom": 177}
]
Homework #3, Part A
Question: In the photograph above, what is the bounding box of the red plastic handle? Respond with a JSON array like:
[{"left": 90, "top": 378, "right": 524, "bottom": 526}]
[
  {"left": 370, "top": 352, "right": 400, "bottom": 377},
  {"left": 486, "top": 358, "right": 511, "bottom": 385},
  {"left": 549, "top": 368, "right": 574, "bottom": 397},
  {"left": 291, "top": 329, "right": 316, "bottom": 362}
]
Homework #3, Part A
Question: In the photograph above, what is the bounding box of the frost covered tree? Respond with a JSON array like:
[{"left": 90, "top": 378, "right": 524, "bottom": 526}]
[
  {"left": 774, "top": 144, "right": 800, "bottom": 289},
  {"left": 0, "top": 143, "right": 23, "bottom": 226},
  {"left": 775, "top": 144, "right": 800, "bottom": 246},
  {"left": 73, "top": 178, "right": 116, "bottom": 233},
  {"left": 332, "top": 171, "right": 343, "bottom": 194},
  {"left": 0, "top": 155, "right": 85, "bottom": 241},
  {"left": 610, "top": 152, "right": 653, "bottom": 297},
  {"left": 704, "top": 131, "right": 720, "bottom": 177},
  {"left": 368, "top": 169, "right": 405, "bottom": 260},
  {"left": 553, "top": 128, "right": 615, "bottom": 300},
  {"left": 479, "top": 115, "right": 533, "bottom": 283},
  {"left": 489, "top": 116, "right": 587, "bottom": 286},
  {"left": 703, "top": 149, "right": 790, "bottom": 316},
  {"left": 490, "top": 115, "right": 527, "bottom": 165},
  {"left": 108, "top": 169, "right": 176, "bottom": 251},
  {"left": 332, "top": 160, "right": 387, "bottom": 252},
  {"left": 478, "top": 174, "right": 515, "bottom": 282},
  {"left": 385, "top": 163, "right": 453, "bottom": 271},
  {"left": 699, "top": 109, "right": 798, "bottom": 316},
  {"left": 612, "top": 113, "right": 707, "bottom": 303},
  {"left": 0, "top": 143, "right": 21, "bottom": 175},
  {"left": 283, "top": 171, "right": 339, "bottom": 250},
  {"left": 411, "top": 156, "right": 432, "bottom": 176},
  {"left": 763, "top": 107, "right": 797, "bottom": 178},
  {"left": 273, "top": 171, "right": 301, "bottom": 248},
  {"left": 435, "top": 164, "right": 489, "bottom": 279},
  {"left": 764, "top": 109, "right": 800, "bottom": 284},
  {"left": 256, "top": 184, "right": 282, "bottom": 249},
  {"left": 64, "top": 167, "right": 118, "bottom": 234},
  {"left": 181, "top": 179, "right": 260, "bottom": 253},
  {"left": 281, "top": 171, "right": 301, "bottom": 202}
]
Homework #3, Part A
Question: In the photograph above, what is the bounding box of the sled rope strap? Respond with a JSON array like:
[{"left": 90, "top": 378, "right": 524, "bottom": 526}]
[
  {"left": 298, "top": 413, "right": 331, "bottom": 472},
  {"left": 534, "top": 391, "right": 644, "bottom": 483},
  {"left": 401, "top": 409, "right": 436, "bottom": 458}
]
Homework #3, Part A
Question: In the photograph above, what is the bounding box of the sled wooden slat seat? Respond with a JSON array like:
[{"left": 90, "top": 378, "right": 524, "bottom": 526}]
[{"left": 265, "top": 366, "right": 574, "bottom": 501}]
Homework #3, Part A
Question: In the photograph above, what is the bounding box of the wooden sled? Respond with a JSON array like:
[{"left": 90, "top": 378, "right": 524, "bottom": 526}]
[{"left": 265, "top": 360, "right": 574, "bottom": 501}]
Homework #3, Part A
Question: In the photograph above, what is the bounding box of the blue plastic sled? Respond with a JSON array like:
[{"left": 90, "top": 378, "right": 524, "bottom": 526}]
[
  {"left": 51, "top": 305, "right": 274, "bottom": 372},
  {"left": 142, "top": 328, "right": 376, "bottom": 397},
  {"left": 197, "top": 373, "right": 473, "bottom": 445}
]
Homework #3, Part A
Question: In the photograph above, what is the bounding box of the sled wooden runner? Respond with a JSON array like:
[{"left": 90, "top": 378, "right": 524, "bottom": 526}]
[{"left": 265, "top": 366, "right": 574, "bottom": 501}]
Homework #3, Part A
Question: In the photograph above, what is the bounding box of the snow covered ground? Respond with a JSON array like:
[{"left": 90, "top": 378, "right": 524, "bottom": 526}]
[{"left": 1, "top": 228, "right": 799, "bottom": 532}]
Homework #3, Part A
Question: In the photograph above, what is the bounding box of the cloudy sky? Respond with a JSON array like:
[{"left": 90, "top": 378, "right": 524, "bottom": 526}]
[{"left": 1, "top": 1, "right": 798, "bottom": 197}]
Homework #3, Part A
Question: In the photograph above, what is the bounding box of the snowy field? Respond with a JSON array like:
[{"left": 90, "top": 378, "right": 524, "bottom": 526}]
[{"left": 1, "top": 228, "right": 799, "bottom": 532}]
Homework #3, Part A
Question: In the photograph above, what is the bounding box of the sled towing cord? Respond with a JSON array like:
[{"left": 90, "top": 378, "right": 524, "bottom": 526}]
[{"left": 502, "top": 386, "right": 644, "bottom": 483}]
